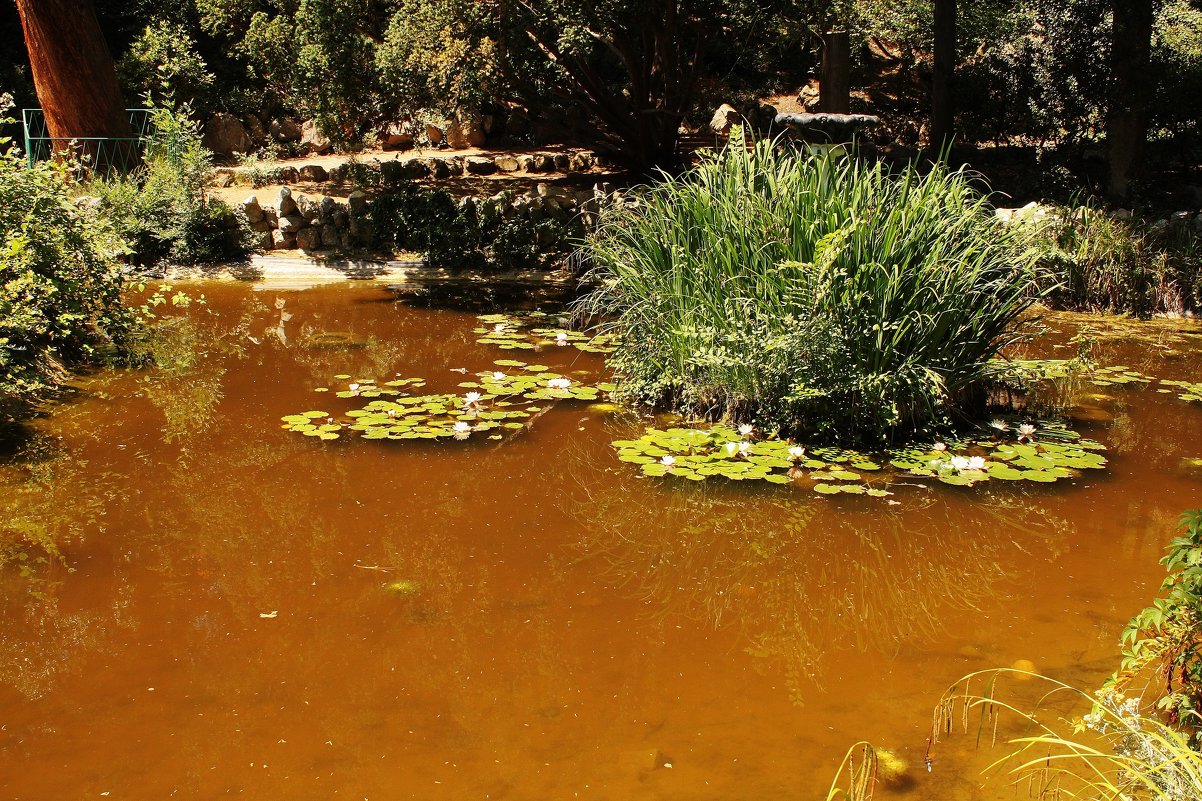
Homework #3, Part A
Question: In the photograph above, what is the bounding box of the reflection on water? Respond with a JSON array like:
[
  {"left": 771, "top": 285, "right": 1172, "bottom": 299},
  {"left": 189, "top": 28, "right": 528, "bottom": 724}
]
[
  {"left": 565, "top": 459, "right": 1073, "bottom": 702},
  {"left": 0, "top": 285, "right": 1200, "bottom": 800}
]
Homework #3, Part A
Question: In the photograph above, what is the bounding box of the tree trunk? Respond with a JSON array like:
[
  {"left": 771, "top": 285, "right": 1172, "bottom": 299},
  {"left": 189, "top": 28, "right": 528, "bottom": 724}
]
[
  {"left": 931, "top": 0, "right": 956, "bottom": 149},
  {"left": 1107, "top": 0, "right": 1154, "bottom": 200},
  {"left": 15, "top": 0, "right": 131, "bottom": 165},
  {"left": 819, "top": 32, "right": 850, "bottom": 114}
]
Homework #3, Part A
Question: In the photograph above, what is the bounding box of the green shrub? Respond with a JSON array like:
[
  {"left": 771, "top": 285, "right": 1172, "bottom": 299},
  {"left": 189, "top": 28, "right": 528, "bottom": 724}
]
[
  {"left": 1027, "top": 207, "right": 1202, "bottom": 315},
  {"left": 0, "top": 96, "right": 135, "bottom": 404},
  {"left": 1117, "top": 510, "right": 1202, "bottom": 737},
  {"left": 88, "top": 103, "right": 251, "bottom": 267},
  {"left": 578, "top": 133, "right": 1048, "bottom": 442},
  {"left": 370, "top": 184, "right": 578, "bottom": 272}
]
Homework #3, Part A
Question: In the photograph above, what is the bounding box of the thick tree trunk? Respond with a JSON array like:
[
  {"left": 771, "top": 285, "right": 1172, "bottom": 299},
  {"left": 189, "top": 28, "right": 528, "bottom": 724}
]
[
  {"left": 931, "top": 0, "right": 956, "bottom": 148},
  {"left": 1107, "top": 0, "right": 1154, "bottom": 200},
  {"left": 819, "top": 32, "right": 850, "bottom": 114},
  {"left": 15, "top": 0, "right": 131, "bottom": 161}
]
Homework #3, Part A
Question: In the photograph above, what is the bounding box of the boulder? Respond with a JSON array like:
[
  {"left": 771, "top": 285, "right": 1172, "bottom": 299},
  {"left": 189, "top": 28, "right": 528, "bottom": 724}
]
[
  {"left": 709, "top": 103, "right": 740, "bottom": 136},
  {"left": 465, "top": 156, "right": 498, "bottom": 175},
  {"left": 536, "top": 154, "right": 556, "bottom": 172},
  {"left": 241, "top": 195, "right": 265, "bottom": 223},
  {"left": 348, "top": 191, "right": 368, "bottom": 215},
  {"left": 519, "top": 155, "right": 539, "bottom": 172},
  {"left": 420, "top": 157, "right": 451, "bottom": 179},
  {"left": 211, "top": 168, "right": 237, "bottom": 188},
  {"left": 203, "top": 113, "right": 252, "bottom": 155},
  {"left": 300, "top": 120, "right": 332, "bottom": 154},
  {"left": 446, "top": 113, "right": 486, "bottom": 149},
  {"left": 278, "top": 213, "right": 307, "bottom": 234},
  {"left": 275, "top": 187, "right": 297, "bottom": 216},
  {"left": 271, "top": 229, "right": 295, "bottom": 248},
  {"left": 269, "top": 117, "right": 303, "bottom": 143},
  {"left": 494, "top": 155, "right": 521, "bottom": 172},
  {"left": 295, "top": 227, "right": 322, "bottom": 251},
  {"left": 380, "top": 121, "right": 415, "bottom": 151},
  {"left": 425, "top": 123, "right": 444, "bottom": 146},
  {"left": 244, "top": 113, "right": 268, "bottom": 148},
  {"left": 296, "top": 194, "right": 321, "bottom": 222},
  {"left": 275, "top": 166, "right": 299, "bottom": 184},
  {"left": 569, "top": 152, "right": 594, "bottom": 171},
  {"left": 320, "top": 196, "right": 338, "bottom": 218},
  {"left": 298, "top": 164, "right": 329, "bottom": 182},
  {"left": 552, "top": 153, "right": 570, "bottom": 171},
  {"left": 380, "top": 160, "right": 416, "bottom": 184},
  {"left": 320, "top": 223, "right": 339, "bottom": 248}
]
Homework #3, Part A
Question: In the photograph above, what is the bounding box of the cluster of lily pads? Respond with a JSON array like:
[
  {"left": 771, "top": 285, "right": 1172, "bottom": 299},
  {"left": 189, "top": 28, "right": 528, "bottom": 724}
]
[
  {"left": 473, "top": 312, "right": 617, "bottom": 354},
  {"left": 281, "top": 360, "right": 613, "bottom": 442},
  {"left": 612, "top": 421, "right": 1108, "bottom": 496},
  {"left": 1160, "top": 379, "right": 1202, "bottom": 404}
]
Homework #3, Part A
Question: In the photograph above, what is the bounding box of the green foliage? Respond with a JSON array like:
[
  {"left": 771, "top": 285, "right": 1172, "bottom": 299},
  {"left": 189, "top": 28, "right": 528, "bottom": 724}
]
[
  {"left": 579, "top": 133, "right": 1049, "bottom": 442},
  {"left": 1118, "top": 510, "right": 1202, "bottom": 736},
  {"left": 1024, "top": 207, "right": 1202, "bottom": 315},
  {"left": 369, "top": 185, "right": 579, "bottom": 272},
  {"left": 117, "top": 20, "right": 217, "bottom": 113},
  {"left": 196, "top": 0, "right": 383, "bottom": 141},
  {"left": 376, "top": 0, "right": 498, "bottom": 117},
  {"left": 0, "top": 96, "right": 135, "bottom": 403},
  {"left": 88, "top": 103, "right": 251, "bottom": 267}
]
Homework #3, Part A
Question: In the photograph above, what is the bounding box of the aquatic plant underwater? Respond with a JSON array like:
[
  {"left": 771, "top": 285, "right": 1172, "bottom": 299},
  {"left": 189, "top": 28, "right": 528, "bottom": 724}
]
[
  {"left": 577, "top": 130, "right": 1048, "bottom": 443},
  {"left": 915, "top": 512, "right": 1202, "bottom": 801}
]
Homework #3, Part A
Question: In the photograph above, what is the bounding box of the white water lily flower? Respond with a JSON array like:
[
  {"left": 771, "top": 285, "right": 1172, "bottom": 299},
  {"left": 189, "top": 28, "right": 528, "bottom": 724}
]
[
  {"left": 556, "top": 331, "right": 569, "bottom": 345},
  {"left": 725, "top": 442, "right": 739, "bottom": 455},
  {"left": 950, "top": 455, "right": 970, "bottom": 471},
  {"left": 348, "top": 382, "right": 360, "bottom": 393},
  {"left": 1017, "top": 423, "right": 1037, "bottom": 440},
  {"left": 738, "top": 423, "right": 754, "bottom": 437},
  {"left": 660, "top": 454, "right": 676, "bottom": 467},
  {"left": 967, "top": 456, "right": 986, "bottom": 470},
  {"left": 493, "top": 323, "right": 506, "bottom": 333},
  {"left": 387, "top": 409, "right": 396, "bottom": 418},
  {"left": 547, "top": 377, "right": 571, "bottom": 389},
  {"left": 738, "top": 441, "right": 751, "bottom": 456},
  {"left": 463, "top": 391, "right": 483, "bottom": 406},
  {"left": 989, "top": 419, "right": 1009, "bottom": 432},
  {"left": 788, "top": 445, "right": 805, "bottom": 460},
  {"left": 453, "top": 421, "right": 472, "bottom": 433},
  {"left": 932, "top": 442, "right": 947, "bottom": 452},
  {"left": 491, "top": 371, "right": 506, "bottom": 381}
]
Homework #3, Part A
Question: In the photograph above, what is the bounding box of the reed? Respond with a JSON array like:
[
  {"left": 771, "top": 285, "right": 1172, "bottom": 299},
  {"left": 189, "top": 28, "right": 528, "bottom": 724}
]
[
  {"left": 578, "top": 131, "right": 1049, "bottom": 442},
  {"left": 934, "top": 669, "right": 1202, "bottom": 801}
]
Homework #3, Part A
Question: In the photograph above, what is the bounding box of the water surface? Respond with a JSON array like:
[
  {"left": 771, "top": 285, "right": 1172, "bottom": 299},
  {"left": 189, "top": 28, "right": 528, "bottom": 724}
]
[{"left": 2, "top": 282, "right": 1200, "bottom": 800}]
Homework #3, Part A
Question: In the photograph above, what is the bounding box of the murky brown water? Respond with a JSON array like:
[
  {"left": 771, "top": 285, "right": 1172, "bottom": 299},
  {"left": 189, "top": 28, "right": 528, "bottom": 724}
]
[{"left": 2, "top": 283, "right": 1200, "bottom": 800}]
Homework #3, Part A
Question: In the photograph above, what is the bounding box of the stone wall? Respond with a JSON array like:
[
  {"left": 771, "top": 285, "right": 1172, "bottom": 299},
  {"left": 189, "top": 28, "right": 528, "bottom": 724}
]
[{"left": 241, "top": 180, "right": 627, "bottom": 253}]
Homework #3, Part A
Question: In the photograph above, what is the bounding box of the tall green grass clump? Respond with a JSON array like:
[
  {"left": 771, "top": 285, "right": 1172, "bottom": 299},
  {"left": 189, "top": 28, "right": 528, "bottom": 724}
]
[{"left": 579, "top": 132, "right": 1049, "bottom": 442}]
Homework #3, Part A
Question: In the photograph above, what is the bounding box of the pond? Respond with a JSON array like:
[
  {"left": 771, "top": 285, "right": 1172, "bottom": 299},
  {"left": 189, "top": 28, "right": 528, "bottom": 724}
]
[{"left": 2, "top": 282, "right": 1201, "bottom": 800}]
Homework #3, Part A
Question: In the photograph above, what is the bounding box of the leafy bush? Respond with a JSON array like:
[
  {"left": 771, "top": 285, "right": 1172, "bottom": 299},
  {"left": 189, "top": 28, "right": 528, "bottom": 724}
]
[
  {"left": 1117, "top": 510, "right": 1202, "bottom": 737},
  {"left": 117, "top": 20, "right": 217, "bottom": 114},
  {"left": 88, "top": 103, "right": 251, "bottom": 267},
  {"left": 1025, "top": 207, "right": 1202, "bottom": 315},
  {"left": 578, "top": 133, "right": 1047, "bottom": 442},
  {"left": 370, "top": 184, "right": 578, "bottom": 272},
  {"left": 0, "top": 96, "right": 135, "bottom": 404}
]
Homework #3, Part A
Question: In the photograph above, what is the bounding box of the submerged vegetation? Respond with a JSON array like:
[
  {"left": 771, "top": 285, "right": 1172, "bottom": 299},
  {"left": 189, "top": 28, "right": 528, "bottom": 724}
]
[
  {"left": 580, "top": 134, "right": 1048, "bottom": 443},
  {"left": 928, "top": 512, "right": 1202, "bottom": 801}
]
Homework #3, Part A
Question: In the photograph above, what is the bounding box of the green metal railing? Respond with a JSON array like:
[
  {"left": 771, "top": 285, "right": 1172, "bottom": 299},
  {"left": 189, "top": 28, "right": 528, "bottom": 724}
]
[{"left": 22, "top": 108, "right": 153, "bottom": 177}]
